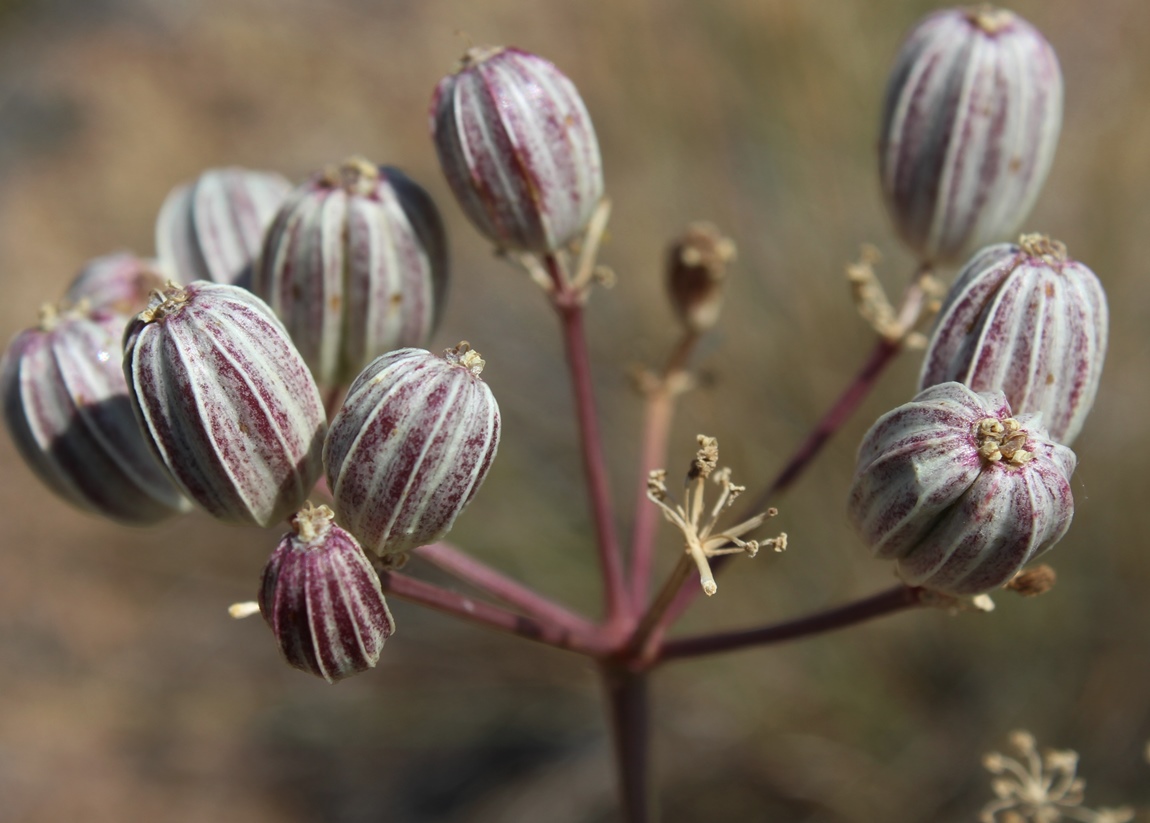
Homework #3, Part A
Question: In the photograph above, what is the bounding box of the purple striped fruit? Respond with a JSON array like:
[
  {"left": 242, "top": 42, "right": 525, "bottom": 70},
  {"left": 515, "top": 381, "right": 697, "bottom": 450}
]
[
  {"left": 879, "top": 6, "right": 1062, "bottom": 264},
  {"left": 64, "top": 252, "right": 165, "bottom": 316},
  {"left": 431, "top": 46, "right": 604, "bottom": 254},
  {"left": 123, "top": 281, "right": 326, "bottom": 527},
  {"left": 2, "top": 303, "right": 189, "bottom": 524},
  {"left": 156, "top": 167, "right": 291, "bottom": 286},
  {"left": 325, "top": 343, "right": 500, "bottom": 557},
  {"left": 253, "top": 158, "right": 448, "bottom": 388},
  {"left": 848, "top": 382, "right": 1076, "bottom": 596},
  {"left": 259, "top": 502, "right": 394, "bottom": 683},
  {"left": 919, "top": 235, "right": 1107, "bottom": 446}
]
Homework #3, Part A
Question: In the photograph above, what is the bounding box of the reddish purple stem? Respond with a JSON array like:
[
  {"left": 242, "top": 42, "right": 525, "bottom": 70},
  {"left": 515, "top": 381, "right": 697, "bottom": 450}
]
[
  {"left": 655, "top": 584, "right": 927, "bottom": 663},
  {"left": 413, "top": 542, "right": 596, "bottom": 634},
  {"left": 544, "top": 253, "right": 630, "bottom": 625},
  {"left": 377, "top": 569, "right": 614, "bottom": 657}
]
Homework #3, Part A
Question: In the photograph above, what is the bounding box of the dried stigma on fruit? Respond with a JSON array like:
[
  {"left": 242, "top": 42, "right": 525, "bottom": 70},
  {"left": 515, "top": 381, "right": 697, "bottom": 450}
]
[{"left": 123, "top": 281, "right": 326, "bottom": 527}]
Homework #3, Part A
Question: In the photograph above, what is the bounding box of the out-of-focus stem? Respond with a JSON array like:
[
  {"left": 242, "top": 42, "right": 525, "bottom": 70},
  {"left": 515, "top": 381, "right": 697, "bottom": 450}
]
[
  {"left": 603, "top": 665, "right": 652, "bottom": 823},
  {"left": 377, "top": 569, "right": 614, "bottom": 656},
  {"left": 628, "top": 555, "right": 693, "bottom": 659},
  {"left": 413, "top": 542, "right": 596, "bottom": 634},
  {"left": 654, "top": 584, "right": 927, "bottom": 663},
  {"left": 628, "top": 330, "right": 699, "bottom": 612},
  {"left": 544, "top": 253, "right": 629, "bottom": 626}
]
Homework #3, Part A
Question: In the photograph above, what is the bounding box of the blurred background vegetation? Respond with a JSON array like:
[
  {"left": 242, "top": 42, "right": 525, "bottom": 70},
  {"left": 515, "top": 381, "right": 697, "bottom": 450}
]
[{"left": 1, "top": 0, "right": 1148, "bottom": 820}]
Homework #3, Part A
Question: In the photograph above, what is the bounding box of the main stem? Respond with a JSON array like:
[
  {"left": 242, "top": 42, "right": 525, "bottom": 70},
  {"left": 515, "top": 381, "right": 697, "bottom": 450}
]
[
  {"left": 544, "top": 253, "right": 629, "bottom": 626},
  {"left": 603, "top": 665, "right": 651, "bottom": 823}
]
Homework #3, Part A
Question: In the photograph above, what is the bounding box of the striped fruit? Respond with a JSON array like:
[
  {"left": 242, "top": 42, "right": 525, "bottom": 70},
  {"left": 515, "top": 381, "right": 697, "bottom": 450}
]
[
  {"left": 156, "top": 167, "right": 291, "bottom": 286},
  {"left": 64, "top": 252, "right": 165, "bottom": 316},
  {"left": 848, "top": 382, "right": 1076, "bottom": 596},
  {"left": 879, "top": 6, "right": 1062, "bottom": 264},
  {"left": 259, "top": 502, "right": 394, "bottom": 683},
  {"left": 123, "top": 281, "right": 326, "bottom": 527},
  {"left": 1, "top": 302, "right": 189, "bottom": 524},
  {"left": 919, "top": 234, "right": 1107, "bottom": 446},
  {"left": 431, "top": 46, "right": 604, "bottom": 254},
  {"left": 253, "top": 158, "right": 448, "bottom": 388},
  {"left": 324, "top": 343, "right": 500, "bottom": 557}
]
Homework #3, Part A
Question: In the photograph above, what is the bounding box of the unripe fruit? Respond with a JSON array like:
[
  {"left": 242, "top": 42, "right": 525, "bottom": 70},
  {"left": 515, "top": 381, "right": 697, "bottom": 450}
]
[
  {"left": 123, "top": 282, "right": 326, "bottom": 527},
  {"left": 156, "top": 167, "right": 291, "bottom": 286},
  {"left": 879, "top": 6, "right": 1062, "bottom": 264},
  {"left": 849, "top": 382, "right": 1075, "bottom": 596},
  {"left": 325, "top": 343, "right": 500, "bottom": 556},
  {"left": 64, "top": 252, "right": 165, "bottom": 316},
  {"left": 2, "top": 303, "right": 189, "bottom": 524},
  {"left": 919, "top": 235, "right": 1107, "bottom": 445},
  {"left": 431, "top": 46, "right": 604, "bottom": 254},
  {"left": 254, "top": 158, "right": 448, "bottom": 388},
  {"left": 259, "top": 502, "right": 394, "bottom": 683}
]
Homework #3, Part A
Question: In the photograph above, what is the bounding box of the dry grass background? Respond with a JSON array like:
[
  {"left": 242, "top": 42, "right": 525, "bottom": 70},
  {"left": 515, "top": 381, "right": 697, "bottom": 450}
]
[{"left": 1, "top": 0, "right": 1148, "bottom": 821}]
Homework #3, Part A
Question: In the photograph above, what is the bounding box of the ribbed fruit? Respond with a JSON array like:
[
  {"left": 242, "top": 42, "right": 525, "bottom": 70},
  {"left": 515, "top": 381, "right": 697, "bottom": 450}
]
[
  {"left": 2, "top": 303, "right": 189, "bottom": 524},
  {"left": 253, "top": 158, "right": 448, "bottom": 388},
  {"left": 879, "top": 6, "right": 1062, "bottom": 264},
  {"left": 259, "top": 502, "right": 394, "bottom": 683},
  {"left": 431, "top": 46, "right": 604, "bottom": 254},
  {"left": 325, "top": 343, "right": 500, "bottom": 556},
  {"left": 64, "top": 252, "right": 165, "bottom": 316},
  {"left": 848, "top": 382, "right": 1076, "bottom": 596},
  {"left": 156, "top": 167, "right": 291, "bottom": 286},
  {"left": 123, "top": 281, "right": 326, "bottom": 527},
  {"left": 919, "top": 234, "right": 1107, "bottom": 445}
]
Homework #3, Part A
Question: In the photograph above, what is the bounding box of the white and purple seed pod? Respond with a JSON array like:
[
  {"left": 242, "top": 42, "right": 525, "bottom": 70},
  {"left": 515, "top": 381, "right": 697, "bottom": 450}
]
[
  {"left": 1, "top": 303, "right": 190, "bottom": 524},
  {"left": 64, "top": 252, "right": 165, "bottom": 316},
  {"left": 919, "top": 235, "right": 1107, "bottom": 446},
  {"left": 253, "top": 158, "right": 448, "bottom": 388},
  {"left": 156, "top": 167, "right": 291, "bottom": 287},
  {"left": 879, "top": 6, "right": 1063, "bottom": 264},
  {"left": 324, "top": 343, "right": 500, "bottom": 557},
  {"left": 848, "top": 382, "right": 1076, "bottom": 596},
  {"left": 123, "top": 282, "right": 326, "bottom": 528},
  {"left": 259, "top": 502, "right": 394, "bottom": 683},
  {"left": 431, "top": 46, "right": 604, "bottom": 254}
]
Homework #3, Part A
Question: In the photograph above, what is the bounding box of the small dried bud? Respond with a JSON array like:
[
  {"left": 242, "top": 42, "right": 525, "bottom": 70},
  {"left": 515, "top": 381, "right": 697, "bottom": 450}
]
[
  {"left": 2, "top": 303, "right": 189, "bottom": 524},
  {"left": 919, "top": 235, "right": 1107, "bottom": 445},
  {"left": 324, "top": 343, "right": 501, "bottom": 557},
  {"left": 1006, "top": 564, "right": 1057, "bottom": 597},
  {"left": 64, "top": 253, "right": 165, "bottom": 316},
  {"left": 430, "top": 46, "right": 604, "bottom": 254},
  {"left": 879, "top": 7, "right": 1062, "bottom": 263},
  {"left": 123, "top": 282, "right": 326, "bottom": 527},
  {"left": 156, "top": 167, "right": 291, "bottom": 286},
  {"left": 253, "top": 158, "right": 448, "bottom": 388},
  {"left": 666, "top": 222, "right": 735, "bottom": 333},
  {"left": 259, "top": 502, "right": 394, "bottom": 683},
  {"left": 849, "top": 382, "right": 1076, "bottom": 595}
]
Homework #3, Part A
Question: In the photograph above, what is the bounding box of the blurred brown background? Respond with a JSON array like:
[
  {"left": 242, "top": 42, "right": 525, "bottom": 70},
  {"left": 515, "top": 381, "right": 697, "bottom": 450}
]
[{"left": 1, "top": 0, "right": 1148, "bottom": 821}]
